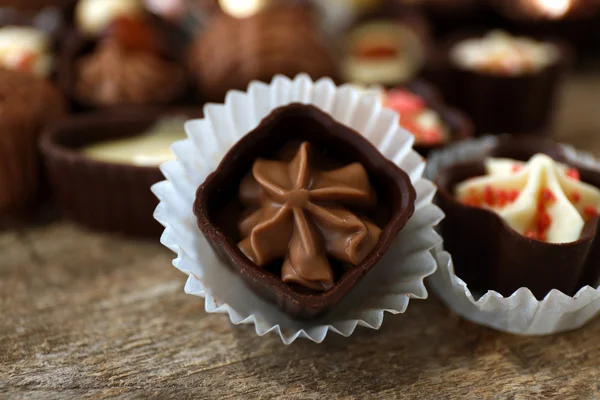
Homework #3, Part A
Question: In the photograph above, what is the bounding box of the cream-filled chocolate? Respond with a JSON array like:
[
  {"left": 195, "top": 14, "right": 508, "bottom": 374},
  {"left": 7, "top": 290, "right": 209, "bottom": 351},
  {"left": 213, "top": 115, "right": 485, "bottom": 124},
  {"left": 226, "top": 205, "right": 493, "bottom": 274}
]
[
  {"left": 0, "top": 26, "right": 52, "bottom": 78},
  {"left": 80, "top": 117, "right": 186, "bottom": 166},
  {"left": 455, "top": 154, "right": 600, "bottom": 243},
  {"left": 450, "top": 30, "right": 559, "bottom": 76},
  {"left": 383, "top": 89, "right": 449, "bottom": 145},
  {"left": 237, "top": 141, "right": 381, "bottom": 291},
  {"left": 343, "top": 21, "right": 425, "bottom": 85}
]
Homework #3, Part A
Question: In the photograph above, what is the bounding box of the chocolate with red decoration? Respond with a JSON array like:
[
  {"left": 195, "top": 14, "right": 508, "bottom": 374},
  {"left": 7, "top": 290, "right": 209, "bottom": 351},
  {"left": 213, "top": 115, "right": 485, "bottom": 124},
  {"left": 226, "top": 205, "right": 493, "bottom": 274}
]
[
  {"left": 383, "top": 80, "right": 473, "bottom": 156},
  {"left": 435, "top": 135, "right": 600, "bottom": 298}
]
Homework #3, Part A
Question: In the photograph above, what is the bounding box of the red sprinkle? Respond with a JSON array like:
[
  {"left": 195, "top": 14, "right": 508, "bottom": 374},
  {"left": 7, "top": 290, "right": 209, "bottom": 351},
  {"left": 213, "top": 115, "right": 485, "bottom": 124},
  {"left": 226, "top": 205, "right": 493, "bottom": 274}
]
[
  {"left": 566, "top": 168, "right": 580, "bottom": 181},
  {"left": 571, "top": 191, "right": 581, "bottom": 203},
  {"left": 511, "top": 164, "right": 523, "bottom": 173},
  {"left": 537, "top": 211, "right": 552, "bottom": 233},
  {"left": 496, "top": 189, "right": 508, "bottom": 207},
  {"left": 483, "top": 185, "right": 495, "bottom": 206},
  {"left": 584, "top": 206, "right": 598, "bottom": 218},
  {"left": 542, "top": 188, "right": 556, "bottom": 203},
  {"left": 507, "top": 189, "right": 520, "bottom": 202}
]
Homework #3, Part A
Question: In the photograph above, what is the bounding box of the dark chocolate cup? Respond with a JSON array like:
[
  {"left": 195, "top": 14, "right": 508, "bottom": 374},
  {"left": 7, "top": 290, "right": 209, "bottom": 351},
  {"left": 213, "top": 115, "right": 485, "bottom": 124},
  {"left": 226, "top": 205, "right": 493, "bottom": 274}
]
[
  {"left": 40, "top": 107, "right": 202, "bottom": 237},
  {"left": 194, "top": 103, "right": 416, "bottom": 320},
  {"left": 435, "top": 135, "right": 600, "bottom": 299},
  {"left": 435, "top": 31, "right": 572, "bottom": 136},
  {"left": 401, "top": 80, "right": 474, "bottom": 157}
]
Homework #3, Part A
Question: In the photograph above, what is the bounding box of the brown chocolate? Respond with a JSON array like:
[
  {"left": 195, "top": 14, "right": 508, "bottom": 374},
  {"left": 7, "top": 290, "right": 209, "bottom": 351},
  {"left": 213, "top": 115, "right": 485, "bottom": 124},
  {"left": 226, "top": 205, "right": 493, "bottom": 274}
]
[
  {"left": 238, "top": 141, "right": 381, "bottom": 291},
  {"left": 59, "top": 14, "right": 190, "bottom": 111},
  {"left": 194, "top": 103, "right": 416, "bottom": 319},
  {"left": 435, "top": 31, "right": 571, "bottom": 136},
  {"left": 435, "top": 135, "right": 600, "bottom": 298},
  {"left": 40, "top": 107, "right": 202, "bottom": 237},
  {"left": 0, "top": 68, "right": 66, "bottom": 216},
  {"left": 187, "top": 4, "right": 338, "bottom": 102},
  {"left": 74, "top": 39, "right": 186, "bottom": 106}
]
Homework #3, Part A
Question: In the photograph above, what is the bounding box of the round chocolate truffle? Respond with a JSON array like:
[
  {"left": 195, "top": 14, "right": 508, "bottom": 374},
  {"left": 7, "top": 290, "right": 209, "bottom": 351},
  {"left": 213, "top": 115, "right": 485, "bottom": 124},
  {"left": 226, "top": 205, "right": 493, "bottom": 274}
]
[
  {"left": 187, "top": 5, "right": 339, "bottom": 101},
  {"left": 0, "top": 68, "right": 66, "bottom": 215}
]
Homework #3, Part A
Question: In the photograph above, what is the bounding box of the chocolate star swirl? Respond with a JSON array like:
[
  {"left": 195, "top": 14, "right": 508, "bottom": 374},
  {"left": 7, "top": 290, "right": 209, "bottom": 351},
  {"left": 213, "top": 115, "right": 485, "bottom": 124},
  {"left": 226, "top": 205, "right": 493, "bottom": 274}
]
[{"left": 237, "top": 142, "right": 382, "bottom": 291}]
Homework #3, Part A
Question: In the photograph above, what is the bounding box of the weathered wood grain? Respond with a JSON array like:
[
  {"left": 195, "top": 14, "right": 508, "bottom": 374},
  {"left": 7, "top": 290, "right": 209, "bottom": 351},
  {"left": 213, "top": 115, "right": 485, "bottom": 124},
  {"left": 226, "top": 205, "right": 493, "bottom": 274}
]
[{"left": 2, "top": 71, "right": 600, "bottom": 399}]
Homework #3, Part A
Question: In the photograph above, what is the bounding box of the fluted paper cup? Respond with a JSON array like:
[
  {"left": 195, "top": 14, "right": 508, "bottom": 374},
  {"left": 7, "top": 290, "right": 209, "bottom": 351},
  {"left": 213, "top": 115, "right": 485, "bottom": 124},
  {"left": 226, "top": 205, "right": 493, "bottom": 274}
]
[
  {"left": 426, "top": 136, "right": 600, "bottom": 335},
  {"left": 153, "top": 74, "right": 443, "bottom": 344}
]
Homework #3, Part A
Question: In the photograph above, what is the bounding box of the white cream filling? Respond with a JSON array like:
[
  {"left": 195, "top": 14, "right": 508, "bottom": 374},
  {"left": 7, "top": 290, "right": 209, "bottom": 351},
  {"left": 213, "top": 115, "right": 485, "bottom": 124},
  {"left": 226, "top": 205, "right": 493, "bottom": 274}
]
[
  {"left": 81, "top": 117, "right": 187, "bottom": 166},
  {"left": 456, "top": 154, "right": 600, "bottom": 243},
  {"left": 450, "top": 30, "right": 559, "bottom": 75}
]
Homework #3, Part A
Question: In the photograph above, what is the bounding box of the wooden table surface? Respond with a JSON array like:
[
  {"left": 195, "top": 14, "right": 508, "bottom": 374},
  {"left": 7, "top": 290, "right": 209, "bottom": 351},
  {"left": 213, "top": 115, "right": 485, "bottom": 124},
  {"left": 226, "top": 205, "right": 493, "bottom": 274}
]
[{"left": 2, "top": 70, "right": 600, "bottom": 399}]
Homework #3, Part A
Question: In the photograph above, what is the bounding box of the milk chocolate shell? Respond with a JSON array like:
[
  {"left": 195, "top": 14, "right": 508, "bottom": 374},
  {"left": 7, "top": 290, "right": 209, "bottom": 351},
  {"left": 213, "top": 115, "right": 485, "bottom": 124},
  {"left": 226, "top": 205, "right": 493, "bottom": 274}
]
[
  {"left": 194, "top": 104, "right": 416, "bottom": 319},
  {"left": 436, "top": 31, "right": 571, "bottom": 136},
  {"left": 40, "top": 107, "right": 201, "bottom": 237},
  {"left": 435, "top": 135, "right": 600, "bottom": 298},
  {"left": 402, "top": 80, "right": 473, "bottom": 157}
]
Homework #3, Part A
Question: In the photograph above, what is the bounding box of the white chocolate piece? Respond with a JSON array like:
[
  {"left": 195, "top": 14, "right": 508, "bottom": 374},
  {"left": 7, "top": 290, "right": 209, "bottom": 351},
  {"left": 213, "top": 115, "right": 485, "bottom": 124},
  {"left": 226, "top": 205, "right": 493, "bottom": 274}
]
[
  {"left": 343, "top": 22, "right": 425, "bottom": 85},
  {"left": 0, "top": 26, "right": 52, "bottom": 78},
  {"left": 76, "top": 0, "right": 144, "bottom": 37},
  {"left": 81, "top": 117, "right": 187, "bottom": 166},
  {"left": 450, "top": 30, "right": 559, "bottom": 76},
  {"left": 456, "top": 154, "right": 600, "bottom": 243}
]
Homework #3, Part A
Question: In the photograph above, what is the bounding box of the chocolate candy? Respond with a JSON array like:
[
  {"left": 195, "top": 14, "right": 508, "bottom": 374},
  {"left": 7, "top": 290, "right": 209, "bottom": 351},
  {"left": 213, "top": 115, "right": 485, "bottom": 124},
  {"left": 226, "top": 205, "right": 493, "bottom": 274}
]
[
  {"left": 187, "top": 4, "right": 338, "bottom": 102},
  {"left": 437, "top": 31, "right": 571, "bottom": 135},
  {"left": 238, "top": 141, "right": 381, "bottom": 292},
  {"left": 194, "top": 103, "right": 416, "bottom": 319},
  {"left": 435, "top": 135, "right": 600, "bottom": 298}
]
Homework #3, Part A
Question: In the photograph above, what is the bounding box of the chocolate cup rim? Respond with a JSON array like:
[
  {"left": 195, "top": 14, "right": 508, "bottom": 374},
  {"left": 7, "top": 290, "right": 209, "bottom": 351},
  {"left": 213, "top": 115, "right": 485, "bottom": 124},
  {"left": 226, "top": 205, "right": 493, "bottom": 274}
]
[
  {"left": 400, "top": 79, "right": 474, "bottom": 153},
  {"left": 39, "top": 106, "right": 202, "bottom": 172},
  {"left": 193, "top": 103, "right": 417, "bottom": 308},
  {"left": 435, "top": 136, "right": 600, "bottom": 249},
  {"left": 438, "top": 29, "right": 574, "bottom": 78}
]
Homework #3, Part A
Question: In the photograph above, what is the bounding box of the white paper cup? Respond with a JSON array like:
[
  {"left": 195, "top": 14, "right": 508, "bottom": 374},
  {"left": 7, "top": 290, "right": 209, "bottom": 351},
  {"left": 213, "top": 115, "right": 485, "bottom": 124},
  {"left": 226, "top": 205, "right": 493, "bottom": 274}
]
[
  {"left": 152, "top": 74, "right": 443, "bottom": 344},
  {"left": 426, "top": 136, "right": 600, "bottom": 335}
]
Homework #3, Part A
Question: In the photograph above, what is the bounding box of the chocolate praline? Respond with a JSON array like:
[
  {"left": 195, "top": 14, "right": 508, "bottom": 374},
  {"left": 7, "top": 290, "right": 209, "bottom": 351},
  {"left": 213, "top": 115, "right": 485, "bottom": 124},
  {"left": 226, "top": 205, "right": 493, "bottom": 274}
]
[
  {"left": 435, "top": 31, "right": 571, "bottom": 136},
  {"left": 343, "top": 6, "right": 430, "bottom": 87},
  {"left": 397, "top": 80, "right": 473, "bottom": 157},
  {"left": 187, "top": 5, "right": 338, "bottom": 102},
  {"left": 435, "top": 135, "right": 600, "bottom": 298},
  {"left": 194, "top": 103, "right": 416, "bottom": 319},
  {"left": 40, "top": 107, "right": 201, "bottom": 237},
  {"left": 59, "top": 15, "right": 189, "bottom": 111}
]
